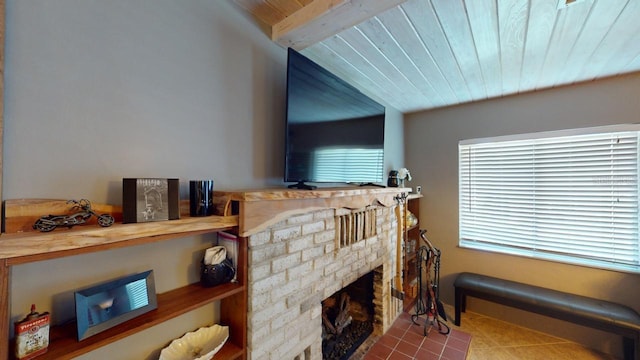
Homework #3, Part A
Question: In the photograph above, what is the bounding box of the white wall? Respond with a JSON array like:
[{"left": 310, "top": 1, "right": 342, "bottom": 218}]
[
  {"left": 2, "top": 1, "right": 403, "bottom": 359},
  {"left": 405, "top": 73, "right": 640, "bottom": 357}
]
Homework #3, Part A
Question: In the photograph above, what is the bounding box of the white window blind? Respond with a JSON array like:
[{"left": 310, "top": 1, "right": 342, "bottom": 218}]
[{"left": 459, "top": 125, "right": 640, "bottom": 273}]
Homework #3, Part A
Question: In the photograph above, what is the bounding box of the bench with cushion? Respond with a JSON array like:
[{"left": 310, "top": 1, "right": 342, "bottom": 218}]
[{"left": 454, "top": 272, "right": 640, "bottom": 360}]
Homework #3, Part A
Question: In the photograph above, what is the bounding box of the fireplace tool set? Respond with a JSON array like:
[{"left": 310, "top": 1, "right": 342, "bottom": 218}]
[{"left": 412, "top": 229, "right": 450, "bottom": 336}]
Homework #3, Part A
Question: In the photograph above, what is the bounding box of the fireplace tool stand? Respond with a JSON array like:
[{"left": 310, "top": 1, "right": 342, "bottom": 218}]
[{"left": 411, "top": 229, "right": 450, "bottom": 336}]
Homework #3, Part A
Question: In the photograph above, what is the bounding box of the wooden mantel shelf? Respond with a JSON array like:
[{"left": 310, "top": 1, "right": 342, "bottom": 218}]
[
  {"left": 218, "top": 186, "right": 410, "bottom": 202},
  {"left": 0, "top": 215, "right": 238, "bottom": 265},
  {"left": 216, "top": 186, "right": 410, "bottom": 236}
]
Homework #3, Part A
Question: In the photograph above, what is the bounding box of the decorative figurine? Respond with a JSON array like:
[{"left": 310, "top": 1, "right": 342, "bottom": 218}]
[
  {"left": 32, "top": 199, "right": 115, "bottom": 232},
  {"left": 397, "top": 167, "right": 412, "bottom": 187}
]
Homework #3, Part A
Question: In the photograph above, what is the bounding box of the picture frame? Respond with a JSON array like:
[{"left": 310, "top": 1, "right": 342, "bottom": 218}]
[
  {"left": 74, "top": 270, "right": 158, "bottom": 341},
  {"left": 122, "top": 178, "right": 180, "bottom": 223}
]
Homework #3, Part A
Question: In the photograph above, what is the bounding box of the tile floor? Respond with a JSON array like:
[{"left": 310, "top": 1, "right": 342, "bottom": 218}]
[
  {"left": 360, "top": 305, "right": 620, "bottom": 360},
  {"left": 457, "top": 308, "right": 619, "bottom": 360},
  {"left": 362, "top": 311, "right": 470, "bottom": 360}
]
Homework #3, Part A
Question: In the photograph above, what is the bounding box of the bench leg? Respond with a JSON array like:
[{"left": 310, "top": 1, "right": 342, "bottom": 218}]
[
  {"left": 622, "top": 336, "right": 637, "bottom": 360},
  {"left": 455, "top": 287, "right": 464, "bottom": 326}
]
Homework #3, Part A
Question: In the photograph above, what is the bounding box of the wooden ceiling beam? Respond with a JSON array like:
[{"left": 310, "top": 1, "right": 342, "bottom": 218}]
[
  {"left": 271, "top": 0, "right": 346, "bottom": 41},
  {"left": 272, "top": 0, "right": 406, "bottom": 50},
  {"left": 234, "top": 0, "right": 288, "bottom": 26}
]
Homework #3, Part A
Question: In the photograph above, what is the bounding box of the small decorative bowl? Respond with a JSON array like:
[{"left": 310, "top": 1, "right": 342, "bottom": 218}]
[{"left": 159, "top": 324, "right": 229, "bottom": 360}]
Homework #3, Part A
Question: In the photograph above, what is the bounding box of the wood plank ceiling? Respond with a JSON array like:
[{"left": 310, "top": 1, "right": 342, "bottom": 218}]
[{"left": 234, "top": 0, "right": 640, "bottom": 113}]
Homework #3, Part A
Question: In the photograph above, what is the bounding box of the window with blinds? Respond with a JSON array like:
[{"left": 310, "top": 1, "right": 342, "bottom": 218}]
[{"left": 459, "top": 125, "right": 640, "bottom": 273}]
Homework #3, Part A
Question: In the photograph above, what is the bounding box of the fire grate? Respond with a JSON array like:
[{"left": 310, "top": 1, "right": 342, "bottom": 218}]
[
  {"left": 322, "top": 319, "right": 373, "bottom": 360},
  {"left": 322, "top": 272, "right": 374, "bottom": 360}
]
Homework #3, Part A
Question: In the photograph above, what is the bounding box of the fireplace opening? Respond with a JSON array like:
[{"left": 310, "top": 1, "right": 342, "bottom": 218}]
[{"left": 321, "top": 271, "right": 374, "bottom": 360}]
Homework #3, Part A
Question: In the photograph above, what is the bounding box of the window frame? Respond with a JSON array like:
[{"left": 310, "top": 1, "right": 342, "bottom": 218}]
[{"left": 458, "top": 124, "right": 640, "bottom": 274}]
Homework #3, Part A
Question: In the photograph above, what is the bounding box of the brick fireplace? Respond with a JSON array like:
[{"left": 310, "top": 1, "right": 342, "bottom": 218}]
[{"left": 223, "top": 188, "right": 407, "bottom": 360}]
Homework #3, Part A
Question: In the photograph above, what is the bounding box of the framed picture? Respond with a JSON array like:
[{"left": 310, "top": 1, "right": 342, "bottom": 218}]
[
  {"left": 74, "top": 270, "right": 158, "bottom": 341},
  {"left": 122, "top": 178, "right": 180, "bottom": 223}
]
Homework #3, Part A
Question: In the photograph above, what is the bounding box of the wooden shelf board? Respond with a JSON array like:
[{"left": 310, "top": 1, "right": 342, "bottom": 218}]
[
  {"left": 214, "top": 342, "right": 244, "bottom": 360},
  {"left": 14, "top": 282, "right": 244, "bottom": 360},
  {"left": 0, "top": 215, "right": 238, "bottom": 265},
  {"left": 407, "top": 224, "right": 419, "bottom": 232},
  {"left": 13, "top": 340, "right": 243, "bottom": 360}
]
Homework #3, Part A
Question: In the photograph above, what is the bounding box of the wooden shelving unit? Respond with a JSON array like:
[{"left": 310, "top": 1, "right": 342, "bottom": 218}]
[
  {"left": 403, "top": 194, "right": 422, "bottom": 308},
  {"left": 0, "top": 212, "right": 247, "bottom": 360}
]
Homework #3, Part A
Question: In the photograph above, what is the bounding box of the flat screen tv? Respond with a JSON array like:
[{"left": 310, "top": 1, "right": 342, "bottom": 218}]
[{"left": 284, "top": 48, "right": 386, "bottom": 189}]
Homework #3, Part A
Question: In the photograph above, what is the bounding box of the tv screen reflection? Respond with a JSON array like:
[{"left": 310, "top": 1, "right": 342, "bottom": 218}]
[
  {"left": 86, "top": 278, "right": 150, "bottom": 326},
  {"left": 75, "top": 270, "right": 157, "bottom": 340}
]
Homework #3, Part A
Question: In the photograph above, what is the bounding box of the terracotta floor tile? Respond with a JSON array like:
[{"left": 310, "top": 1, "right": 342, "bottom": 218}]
[
  {"left": 363, "top": 352, "right": 386, "bottom": 360},
  {"left": 395, "top": 339, "right": 420, "bottom": 358},
  {"left": 378, "top": 334, "right": 401, "bottom": 349},
  {"left": 367, "top": 342, "right": 394, "bottom": 358},
  {"left": 387, "top": 352, "right": 414, "bottom": 360},
  {"left": 405, "top": 323, "right": 428, "bottom": 337},
  {"left": 387, "top": 326, "right": 407, "bottom": 339},
  {"left": 441, "top": 346, "right": 467, "bottom": 360},
  {"left": 401, "top": 330, "right": 425, "bottom": 347},
  {"left": 446, "top": 337, "right": 470, "bottom": 353},
  {"left": 421, "top": 338, "right": 445, "bottom": 355},
  {"left": 414, "top": 349, "right": 442, "bottom": 360},
  {"left": 361, "top": 306, "right": 617, "bottom": 360},
  {"left": 449, "top": 329, "right": 471, "bottom": 342},
  {"left": 424, "top": 329, "right": 448, "bottom": 345}
]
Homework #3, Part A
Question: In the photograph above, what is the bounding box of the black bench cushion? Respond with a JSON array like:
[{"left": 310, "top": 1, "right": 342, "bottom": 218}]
[{"left": 454, "top": 272, "right": 640, "bottom": 334}]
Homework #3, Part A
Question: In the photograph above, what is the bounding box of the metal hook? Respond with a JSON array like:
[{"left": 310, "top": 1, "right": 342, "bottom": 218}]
[{"left": 394, "top": 192, "right": 408, "bottom": 205}]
